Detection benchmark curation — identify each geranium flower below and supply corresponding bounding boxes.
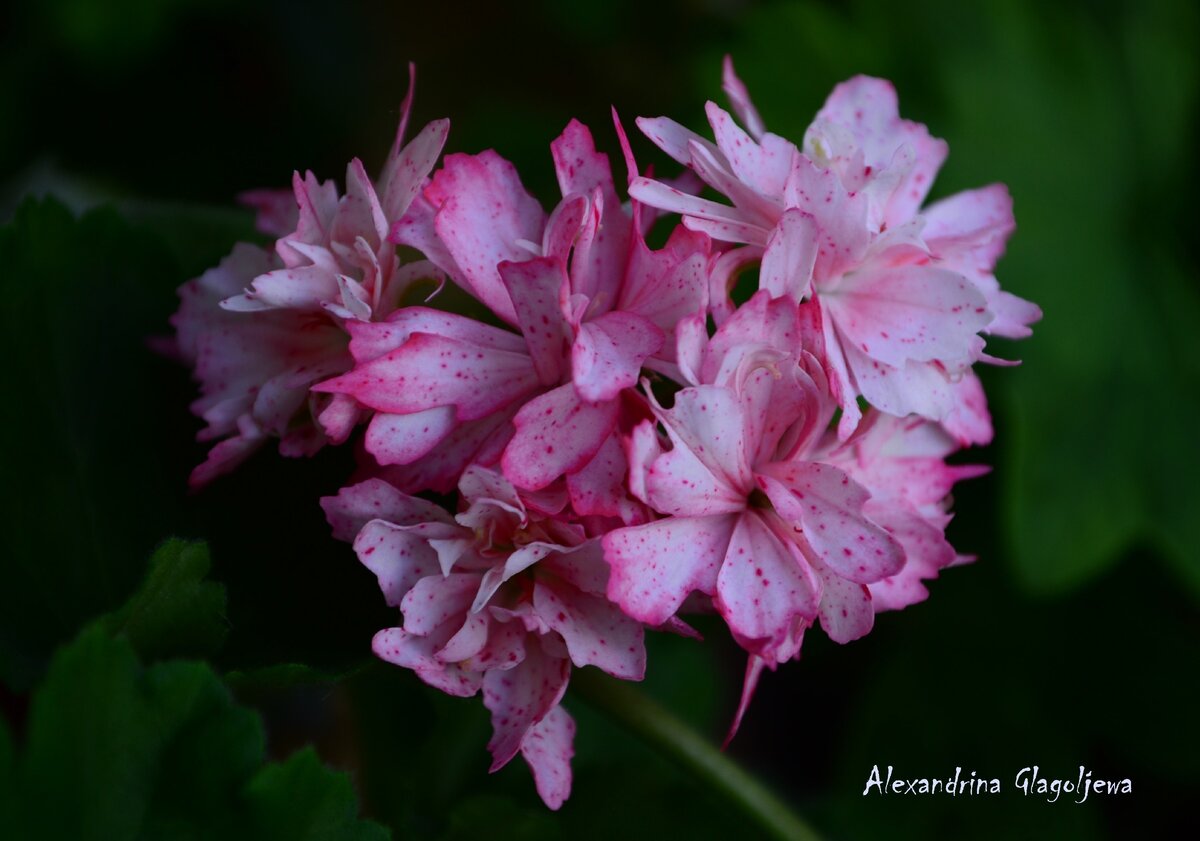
[628,57,1040,442]
[321,465,645,809]
[173,69,448,485]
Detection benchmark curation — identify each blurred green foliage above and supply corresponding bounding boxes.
[1,0,1198,839]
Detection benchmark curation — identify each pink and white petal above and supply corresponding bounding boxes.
[863,503,956,612]
[520,704,575,810]
[541,539,609,597]
[758,462,904,583]
[372,627,482,697]
[332,158,389,252]
[841,341,958,426]
[316,393,364,445]
[602,514,737,625]
[651,386,752,507]
[635,116,718,168]
[354,519,451,607]
[760,209,818,303]
[463,614,527,672]
[566,433,638,522]
[388,194,461,280]
[428,151,547,325]
[233,265,340,311]
[725,654,766,748]
[534,578,646,679]
[551,122,630,306]
[400,573,479,636]
[320,478,451,542]
[705,101,794,198]
[939,370,994,446]
[714,511,820,653]
[822,264,991,367]
[316,333,539,421]
[619,230,710,334]
[379,409,515,495]
[437,610,491,662]
[472,542,562,613]
[686,136,781,226]
[984,287,1041,340]
[363,406,458,466]
[783,157,871,277]
[721,55,766,139]
[483,638,571,771]
[572,311,663,403]
[348,306,527,362]
[628,177,752,228]
[681,215,772,247]
[502,384,619,491]
[380,118,450,223]
[814,76,947,223]
[624,419,664,506]
[922,184,1014,256]
[499,257,570,386]
[815,568,874,644]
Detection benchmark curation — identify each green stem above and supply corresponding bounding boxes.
[571,669,823,841]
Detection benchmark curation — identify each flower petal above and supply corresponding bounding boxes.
[520,705,575,810]
[714,511,820,653]
[427,151,547,324]
[572,311,663,403]
[759,462,904,583]
[483,636,571,771]
[502,383,619,490]
[603,514,737,624]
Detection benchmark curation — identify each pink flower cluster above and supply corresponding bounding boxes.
[174,60,1038,808]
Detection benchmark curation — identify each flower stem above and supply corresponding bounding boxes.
[571,670,823,841]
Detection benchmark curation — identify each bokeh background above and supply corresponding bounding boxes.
[1,0,1197,838]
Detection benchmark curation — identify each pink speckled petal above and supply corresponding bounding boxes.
[721,56,766,140]
[483,637,571,771]
[320,478,451,542]
[603,514,737,624]
[551,121,630,304]
[347,306,527,363]
[823,264,991,368]
[354,519,451,606]
[567,433,643,523]
[363,406,457,466]
[813,563,875,643]
[759,208,818,303]
[502,383,619,491]
[714,511,820,653]
[520,704,575,810]
[427,151,547,325]
[401,573,479,636]
[332,158,388,254]
[534,577,646,679]
[647,386,751,515]
[499,257,570,386]
[759,462,904,583]
[372,627,482,697]
[572,311,663,403]
[316,332,538,421]
[705,101,794,199]
[380,118,450,223]
[635,116,717,168]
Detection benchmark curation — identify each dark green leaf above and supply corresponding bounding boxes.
[102,538,228,661]
[0,198,195,689]
[6,627,386,840]
[245,748,389,841]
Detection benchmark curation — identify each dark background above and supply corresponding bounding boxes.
[1,0,1197,838]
